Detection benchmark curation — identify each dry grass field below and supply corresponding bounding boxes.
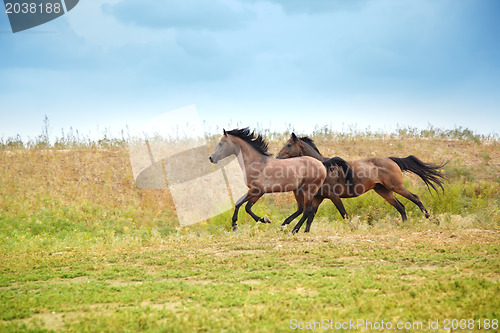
[0,127,498,332]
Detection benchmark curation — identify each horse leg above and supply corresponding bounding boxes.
[292,204,313,234]
[232,192,254,231]
[393,186,430,218]
[281,190,304,230]
[293,170,327,234]
[329,195,348,219]
[373,184,407,221]
[292,190,316,234]
[245,194,269,223]
[304,196,322,232]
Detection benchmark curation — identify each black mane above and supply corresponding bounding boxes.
[299,136,322,155]
[226,128,271,156]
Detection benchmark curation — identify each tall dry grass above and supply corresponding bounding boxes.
[0,125,498,253]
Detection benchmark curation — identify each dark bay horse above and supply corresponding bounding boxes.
[209,128,328,233]
[276,133,446,224]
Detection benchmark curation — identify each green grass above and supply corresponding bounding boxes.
[1,224,499,332]
[0,127,498,332]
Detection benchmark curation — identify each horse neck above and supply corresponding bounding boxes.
[301,142,328,162]
[231,137,268,170]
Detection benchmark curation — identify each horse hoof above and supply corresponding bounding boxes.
[232,225,238,232]
[425,213,430,218]
[263,217,271,224]
[292,229,298,235]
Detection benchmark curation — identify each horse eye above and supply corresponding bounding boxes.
[287,143,292,148]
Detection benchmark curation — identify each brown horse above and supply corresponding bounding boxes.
[276,133,446,225]
[209,128,328,233]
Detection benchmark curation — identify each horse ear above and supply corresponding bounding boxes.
[223,129,227,136]
[291,132,297,142]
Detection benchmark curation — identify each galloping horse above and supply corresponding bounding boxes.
[209,128,329,233]
[276,133,446,224]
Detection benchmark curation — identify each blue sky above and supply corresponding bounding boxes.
[1,0,499,140]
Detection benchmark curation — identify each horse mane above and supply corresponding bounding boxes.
[299,136,322,155]
[226,128,271,156]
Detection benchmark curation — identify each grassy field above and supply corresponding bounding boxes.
[0,127,499,332]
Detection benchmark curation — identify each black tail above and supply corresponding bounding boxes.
[389,155,447,193]
[323,157,354,188]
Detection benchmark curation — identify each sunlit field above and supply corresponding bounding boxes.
[0,127,498,332]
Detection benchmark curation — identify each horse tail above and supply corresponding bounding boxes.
[323,157,354,188]
[389,155,447,193]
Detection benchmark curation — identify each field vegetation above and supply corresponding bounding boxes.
[0,125,498,332]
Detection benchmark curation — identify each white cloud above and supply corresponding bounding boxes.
[243,0,368,14]
[106,0,254,30]
[66,0,176,49]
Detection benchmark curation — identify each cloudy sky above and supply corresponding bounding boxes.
[1,0,499,140]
